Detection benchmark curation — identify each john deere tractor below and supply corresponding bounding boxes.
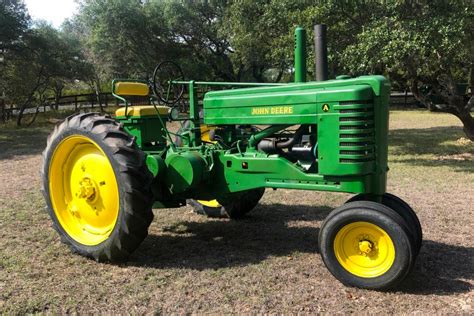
[41,26,422,290]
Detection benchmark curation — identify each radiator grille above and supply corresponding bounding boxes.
[336,101,375,164]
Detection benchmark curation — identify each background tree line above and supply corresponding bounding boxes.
[0,0,473,139]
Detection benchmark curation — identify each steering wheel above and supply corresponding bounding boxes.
[152,61,185,105]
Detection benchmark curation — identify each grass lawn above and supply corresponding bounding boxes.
[0,110,472,313]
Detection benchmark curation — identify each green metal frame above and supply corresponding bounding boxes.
[172,80,285,147]
[199,75,390,198]
[112,27,391,206]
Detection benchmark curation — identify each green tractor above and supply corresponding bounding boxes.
[41,26,421,290]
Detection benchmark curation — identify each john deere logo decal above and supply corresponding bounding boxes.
[322,104,330,112]
[251,106,294,115]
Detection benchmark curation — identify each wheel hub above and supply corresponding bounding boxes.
[358,240,374,255]
[76,177,98,202]
[333,221,396,278]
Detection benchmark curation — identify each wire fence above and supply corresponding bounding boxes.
[0,90,421,122]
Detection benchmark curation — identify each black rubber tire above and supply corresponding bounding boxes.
[347,193,422,255]
[41,112,154,262]
[319,201,415,290]
[188,188,265,219]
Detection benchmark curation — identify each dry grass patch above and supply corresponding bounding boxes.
[0,110,472,313]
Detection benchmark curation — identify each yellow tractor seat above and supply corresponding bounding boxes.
[114,82,149,96]
[112,80,170,117]
[115,105,170,117]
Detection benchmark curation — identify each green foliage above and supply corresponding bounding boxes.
[0,3,93,123]
[3,23,88,98]
[338,1,473,88]
[1,0,473,133]
[3,0,473,89]
[75,0,180,79]
[221,0,297,82]
[327,1,473,139]
[161,0,233,80]
[0,0,29,50]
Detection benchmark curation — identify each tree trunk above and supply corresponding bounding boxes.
[410,77,474,140]
[410,79,436,110]
[16,105,26,126]
[454,108,474,140]
[24,103,41,127]
[17,68,47,126]
[94,79,104,113]
[0,97,5,123]
[16,93,35,126]
[88,77,104,113]
[53,86,63,111]
[469,66,474,99]
[274,64,285,83]
[16,84,46,126]
[7,103,13,121]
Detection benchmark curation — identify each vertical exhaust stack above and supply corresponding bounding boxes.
[294,27,307,83]
[314,24,328,81]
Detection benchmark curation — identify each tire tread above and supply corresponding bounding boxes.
[42,112,154,262]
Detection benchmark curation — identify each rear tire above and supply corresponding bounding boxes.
[319,201,415,290]
[41,113,154,262]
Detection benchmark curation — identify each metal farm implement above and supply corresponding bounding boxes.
[42,26,421,290]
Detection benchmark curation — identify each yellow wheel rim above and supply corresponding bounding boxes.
[49,135,119,246]
[334,221,395,278]
[200,125,215,143]
[197,199,221,208]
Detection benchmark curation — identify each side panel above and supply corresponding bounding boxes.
[204,90,318,125]
[116,116,167,153]
[317,99,376,176]
[203,84,373,125]
[371,80,391,194]
[213,153,372,195]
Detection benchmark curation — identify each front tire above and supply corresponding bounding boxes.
[41,113,154,262]
[319,201,415,290]
[347,193,422,254]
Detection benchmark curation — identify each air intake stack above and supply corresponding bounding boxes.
[294,27,307,83]
[314,24,328,81]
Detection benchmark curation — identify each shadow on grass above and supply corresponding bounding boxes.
[393,157,473,173]
[400,240,473,295]
[0,125,51,160]
[389,126,468,155]
[389,126,473,172]
[129,204,331,270]
[129,203,472,295]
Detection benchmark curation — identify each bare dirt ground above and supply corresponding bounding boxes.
[0,110,473,313]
